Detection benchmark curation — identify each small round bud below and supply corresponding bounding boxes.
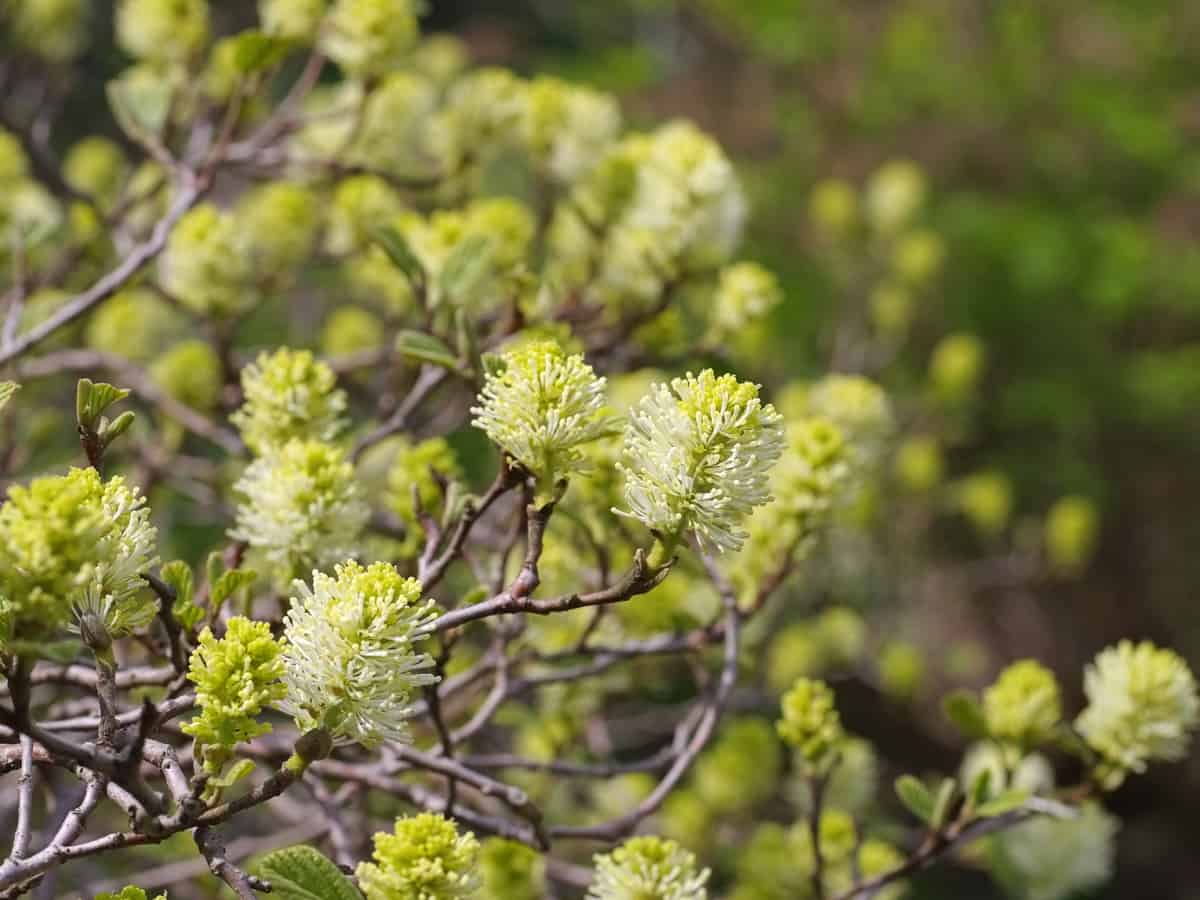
[1044,495,1099,575]
[893,435,944,492]
[955,471,1013,538]
[777,677,844,770]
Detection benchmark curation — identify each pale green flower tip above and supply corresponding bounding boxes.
[116,0,210,64]
[618,369,784,553]
[777,677,845,769]
[472,340,613,488]
[588,836,709,900]
[281,561,438,747]
[232,347,348,455]
[983,660,1063,746]
[182,617,287,755]
[1076,640,1199,781]
[357,813,480,900]
[0,468,158,639]
[323,0,421,78]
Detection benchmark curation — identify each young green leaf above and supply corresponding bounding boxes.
[976,788,1030,819]
[373,225,425,288]
[253,845,362,900]
[895,774,935,824]
[930,777,958,829]
[394,330,460,371]
[943,689,989,739]
[438,233,493,308]
[212,569,258,610]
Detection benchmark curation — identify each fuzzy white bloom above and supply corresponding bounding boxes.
[90,474,160,616]
[990,802,1118,900]
[1076,640,1199,781]
[230,439,368,584]
[280,561,438,747]
[617,370,784,552]
[472,341,615,489]
[588,836,709,900]
[524,76,622,184]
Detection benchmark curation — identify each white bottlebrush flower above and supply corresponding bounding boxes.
[472,340,615,491]
[617,370,784,553]
[1075,640,1199,782]
[989,802,1118,900]
[280,561,439,747]
[588,836,709,900]
[230,439,369,584]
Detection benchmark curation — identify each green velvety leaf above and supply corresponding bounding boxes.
[943,689,989,739]
[373,225,425,287]
[231,30,290,74]
[976,788,1030,819]
[438,233,493,308]
[212,569,258,609]
[209,757,255,788]
[253,845,362,900]
[895,774,935,824]
[76,379,131,432]
[394,330,460,371]
[931,776,958,828]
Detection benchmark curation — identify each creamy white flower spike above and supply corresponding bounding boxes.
[280,561,439,748]
[472,340,615,493]
[587,836,709,900]
[617,369,784,553]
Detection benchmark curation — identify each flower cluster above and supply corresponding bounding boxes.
[618,370,784,553]
[523,76,623,184]
[116,0,209,64]
[708,261,784,339]
[473,341,613,494]
[182,617,287,773]
[232,348,348,455]
[357,813,479,900]
[983,660,1062,746]
[800,374,894,466]
[0,468,158,640]
[730,416,849,600]
[151,340,224,411]
[989,802,1118,900]
[587,836,709,900]
[477,838,545,900]
[259,0,326,41]
[160,204,256,318]
[1076,640,1199,785]
[231,439,368,583]
[280,561,438,747]
[323,0,421,79]
[777,677,845,772]
[236,182,320,283]
[8,0,90,62]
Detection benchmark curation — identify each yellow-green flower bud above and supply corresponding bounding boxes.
[63,137,128,209]
[878,640,926,700]
[85,288,183,364]
[930,332,986,400]
[150,340,224,411]
[236,181,320,281]
[320,306,384,357]
[865,160,926,234]
[778,677,844,770]
[892,229,945,284]
[358,813,479,900]
[869,282,915,336]
[323,0,420,78]
[709,261,784,338]
[231,348,347,455]
[1044,495,1099,575]
[955,471,1013,538]
[9,0,89,62]
[478,838,545,900]
[893,435,944,492]
[983,660,1062,746]
[116,0,210,64]
[160,203,257,317]
[809,177,858,236]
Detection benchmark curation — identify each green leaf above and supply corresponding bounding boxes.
[231,30,290,74]
[100,410,137,449]
[437,233,493,308]
[943,689,989,739]
[930,777,958,829]
[976,788,1030,819]
[212,569,258,609]
[372,225,425,287]
[76,379,130,432]
[209,758,256,789]
[894,774,935,824]
[454,308,483,380]
[107,76,171,139]
[253,845,362,900]
[160,561,202,630]
[967,767,993,810]
[0,382,18,413]
[394,330,460,371]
